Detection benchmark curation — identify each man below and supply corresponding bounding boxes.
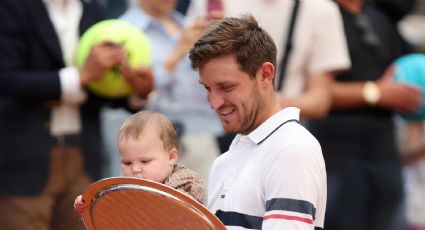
[0,0,153,229]
[189,15,326,229]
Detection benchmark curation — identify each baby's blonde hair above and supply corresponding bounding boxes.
[117,111,178,151]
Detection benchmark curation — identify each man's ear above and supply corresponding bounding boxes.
[168,147,178,165]
[258,62,275,84]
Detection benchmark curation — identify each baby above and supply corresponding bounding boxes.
[74,111,205,213]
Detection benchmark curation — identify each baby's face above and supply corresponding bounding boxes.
[118,133,176,183]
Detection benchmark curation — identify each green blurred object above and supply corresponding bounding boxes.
[76,19,152,99]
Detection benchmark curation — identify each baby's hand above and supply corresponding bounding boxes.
[74,195,87,214]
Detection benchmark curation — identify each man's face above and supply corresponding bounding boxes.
[199,55,263,135]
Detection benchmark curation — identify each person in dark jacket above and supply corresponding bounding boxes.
[0,0,153,229]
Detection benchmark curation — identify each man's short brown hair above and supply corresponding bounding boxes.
[189,14,277,78]
[117,111,178,151]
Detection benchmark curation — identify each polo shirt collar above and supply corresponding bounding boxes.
[248,107,300,145]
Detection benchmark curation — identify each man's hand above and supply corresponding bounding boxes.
[376,65,422,113]
[119,60,154,99]
[79,40,126,86]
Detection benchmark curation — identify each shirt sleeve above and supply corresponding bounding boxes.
[261,144,326,230]
[59,67,87,104]
[166,165,206,204]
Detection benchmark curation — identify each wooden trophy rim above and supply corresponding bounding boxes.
[81,177,225,230]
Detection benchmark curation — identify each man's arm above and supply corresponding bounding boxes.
[262,144,326,229]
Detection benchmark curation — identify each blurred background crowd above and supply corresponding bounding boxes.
[0,0,425,229]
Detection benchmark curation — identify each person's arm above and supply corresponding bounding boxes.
[331,65,421,113]
[58,41,125,105]
[154,15,222,91]
[165,166,206,204]
[174,173,206,204]
[399,121,425,166]
[163,17,210,73]
[262,144,326,229]
[279,0,350,120]
[403,144,425,166]
[280,72,333,119]
[146,17,208,92]
[0,5,125,103]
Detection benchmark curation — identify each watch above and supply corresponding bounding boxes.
[362,81,381,106]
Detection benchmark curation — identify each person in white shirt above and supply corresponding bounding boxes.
[189,14,327,229]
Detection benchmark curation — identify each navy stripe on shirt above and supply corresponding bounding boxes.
[215,210,263,229]
[265,198,316,220]
[215,204,320,229]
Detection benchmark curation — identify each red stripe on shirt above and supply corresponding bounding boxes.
[263,214,313,224]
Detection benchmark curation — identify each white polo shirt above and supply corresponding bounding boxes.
[208,107,326,229]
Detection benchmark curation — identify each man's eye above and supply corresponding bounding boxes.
[221,85,234,92]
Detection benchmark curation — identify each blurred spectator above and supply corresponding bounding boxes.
[101,0,223,181]
[395,52,425,230]
[398,120,425,230]
[308,0,422,229]
[98,0,129,18]
[367,0,416,23]
[398,0,425,51]
[176,0,191,15]
[367,0,417,55]
[0,0,152,229]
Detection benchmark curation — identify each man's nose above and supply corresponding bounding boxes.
[209,94,224,111]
